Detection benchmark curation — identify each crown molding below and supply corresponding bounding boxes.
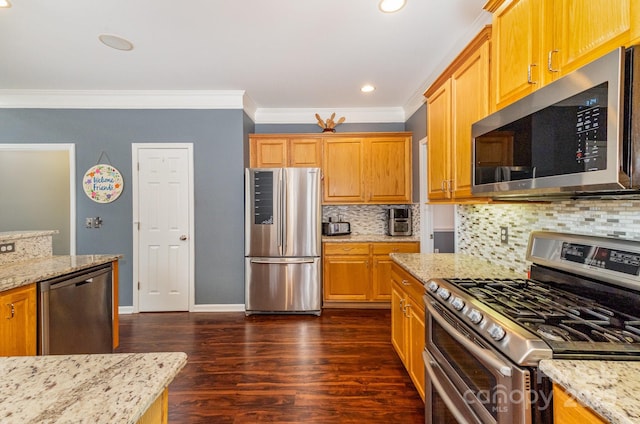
[253,107,406,124]
[0,89,247,109]
[402,10,492,119]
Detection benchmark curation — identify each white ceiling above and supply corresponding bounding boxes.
[0,0,491,122]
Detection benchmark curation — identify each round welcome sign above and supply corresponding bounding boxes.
[83,164,124,203]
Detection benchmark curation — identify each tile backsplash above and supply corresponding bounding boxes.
[457,199,640,275]
[323,204,420,236]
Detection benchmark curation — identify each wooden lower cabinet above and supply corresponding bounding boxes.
[552,383,608,424]
[137,388,169,424]
[323,242,419,307]
[390,263,426,401]
[0,283,37,356]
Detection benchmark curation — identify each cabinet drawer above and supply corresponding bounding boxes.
[372,242,419,255]
[323,243,370,256]
[391,264,425,304]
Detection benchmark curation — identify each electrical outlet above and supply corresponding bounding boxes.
[0,242,15,254]
[500,226,509,244]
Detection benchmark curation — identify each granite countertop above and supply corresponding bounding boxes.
[0,255,122,293]
[0,230,58,241]
[322,234,419,243]
[0,352,187,424]
[390,252,523,284]
[540,360,640,424]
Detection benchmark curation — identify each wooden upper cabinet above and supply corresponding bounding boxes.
[489,0,542,110]
[249,136,322,168]
[367,136,412,203]
[487,0,633,110]
[250,137,288,167]
[425,26,491,202]
[451,37,490,199]
[426,80,452,200]
[323,137,366,203]
[553,0,631,76]
[289,138,322,167]
[250,132,412,204]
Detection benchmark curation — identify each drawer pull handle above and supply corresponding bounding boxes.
[402,279,410,286]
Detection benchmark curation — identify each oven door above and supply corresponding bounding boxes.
[424,296,531,424]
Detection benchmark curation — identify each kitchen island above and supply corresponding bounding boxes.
[0,352,187,424]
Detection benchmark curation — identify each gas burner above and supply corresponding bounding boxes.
[536,325,572,342]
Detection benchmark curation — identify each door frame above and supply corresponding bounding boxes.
[0,143,76,254]
[131,143,195,313]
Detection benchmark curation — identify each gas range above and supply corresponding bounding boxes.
[426,232,640,365]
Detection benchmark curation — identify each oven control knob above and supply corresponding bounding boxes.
[467,309,483,324]
[436,287,450,300]
[487,323,506,341]
[427,281,439,293]
[451,297,465,311]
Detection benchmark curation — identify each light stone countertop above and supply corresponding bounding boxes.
[0,352,187,424]
[322,234,419,243]
[0,230,58,241]
[390,252,523,284]
[0,255,122,293]
[539,360,640,424]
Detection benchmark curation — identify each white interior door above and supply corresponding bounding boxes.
[133,144,194,312]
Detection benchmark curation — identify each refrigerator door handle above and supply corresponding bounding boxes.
[250,258,316,264]
[280,169,287,255]
[276,169,283,253]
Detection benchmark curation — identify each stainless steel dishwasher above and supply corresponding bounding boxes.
[38,263,113,355]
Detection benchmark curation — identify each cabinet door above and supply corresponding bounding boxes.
[552,383,607,424]
[391,283,408,366]
[0,284,37,356]
[553,0,630,77]
[250,138,287,168]
[408,304,426,401]
[367,137,412,203]
[323,138,366,203]
[492,0,542,109]
[289,138,322,168]
[372,256,393,301]
[323,255,370,301]
[427,80,452,200]
[451,37,490,199]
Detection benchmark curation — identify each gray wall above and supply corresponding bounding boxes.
[0,108,247,307]
[405,103,427,202]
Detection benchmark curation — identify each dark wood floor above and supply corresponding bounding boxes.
[117,309,425,423]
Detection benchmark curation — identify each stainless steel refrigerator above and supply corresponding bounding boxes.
[245,167,322,315]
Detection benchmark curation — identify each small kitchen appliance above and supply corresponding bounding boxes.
[322,221,351,236]
[424,231,640,423]
[245,167,322,315]
[387,208,412,236]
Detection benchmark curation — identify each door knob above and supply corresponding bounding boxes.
[180,235,188,241]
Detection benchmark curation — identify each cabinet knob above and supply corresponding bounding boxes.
[180,235,188,241]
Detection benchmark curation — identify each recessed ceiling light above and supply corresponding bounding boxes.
[379,0,406,13]
[98,34,134,51]
[361,85,376,93]
[0,0,12,8]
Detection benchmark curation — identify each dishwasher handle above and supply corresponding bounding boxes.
[39,265,111,291]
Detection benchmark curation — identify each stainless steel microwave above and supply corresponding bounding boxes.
[471,46,640,199]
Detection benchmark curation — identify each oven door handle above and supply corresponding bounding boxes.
[427,300,513,377]
[423,351,478,424]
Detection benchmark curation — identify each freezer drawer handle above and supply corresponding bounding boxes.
[250,259,315,264]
